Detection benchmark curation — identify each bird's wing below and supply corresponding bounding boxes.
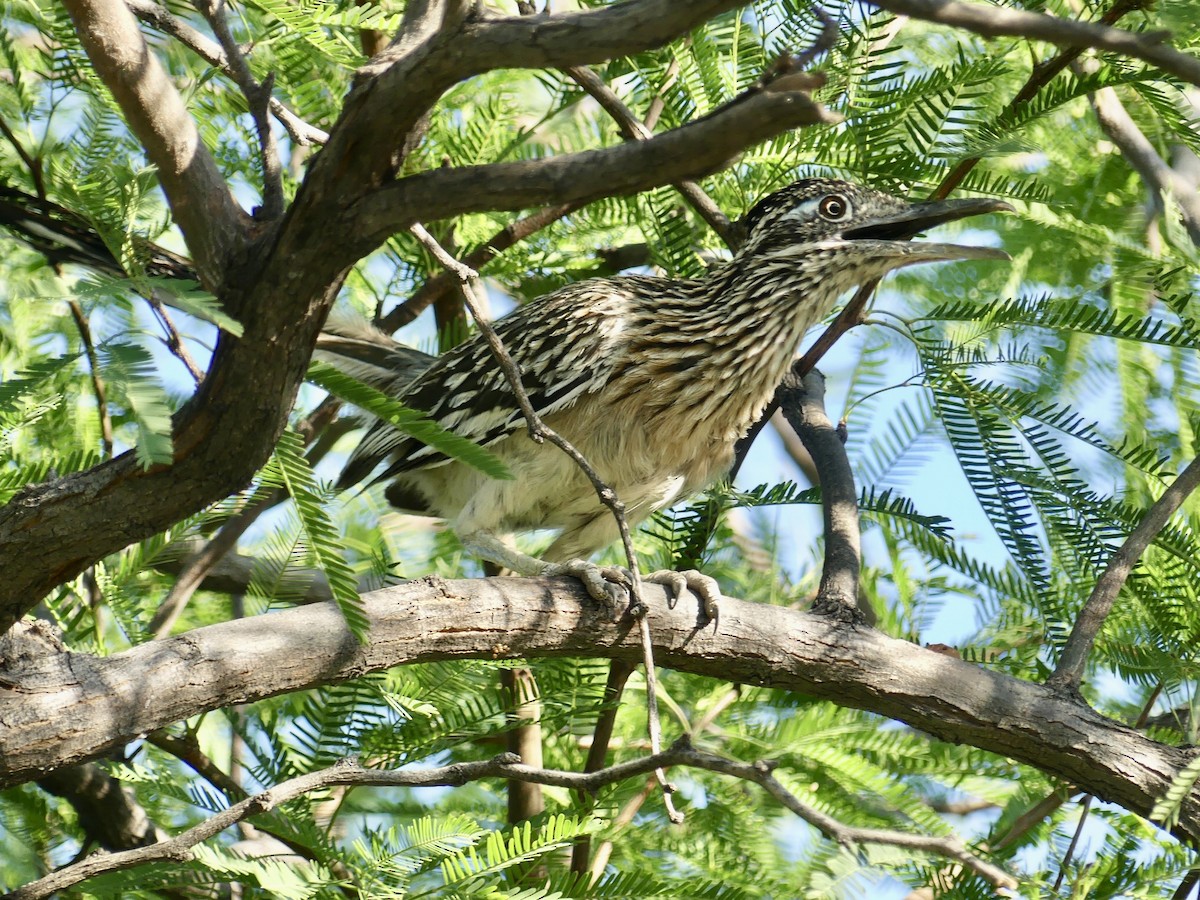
[315,315,438,395]
[341,276,657,486]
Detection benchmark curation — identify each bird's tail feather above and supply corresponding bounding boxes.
[315,314,435,396]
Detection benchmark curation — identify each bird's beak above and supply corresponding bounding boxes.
[843,196,1014,263]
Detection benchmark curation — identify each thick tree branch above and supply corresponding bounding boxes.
[2,580,1198,847]
[1,3,819,631]
[368,1,752,78]
[38,763,164,853]
[354,89,837,251]
[866,0,1200,88]
[61,0,249,289]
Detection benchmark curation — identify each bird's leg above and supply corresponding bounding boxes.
[642,570,722,621]
[458,530,631,613]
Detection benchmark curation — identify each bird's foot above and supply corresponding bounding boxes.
[544,558,631,618]
[645,569,721,622]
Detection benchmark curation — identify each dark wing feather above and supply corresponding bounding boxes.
[341,276,659,486]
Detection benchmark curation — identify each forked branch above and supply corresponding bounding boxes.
[61,0,248,288]
[8,740,1015,899]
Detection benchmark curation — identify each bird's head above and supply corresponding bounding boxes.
[738,177,1012,276]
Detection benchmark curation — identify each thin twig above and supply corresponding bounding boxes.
[146,294,205,385]
[407,223,646,605]
[798,5,840,69]
[582,683,740,876]
[1049,455,1200,691]
[67,300,114,458]
[933,0,1151,200]
[589,776,656,881]
[407,222,681,818]
[1053,794,1093,891]
[642,56,681,132]
[637,615,681,822]
[10,742,1017,899]
[0,114,45,196]
[145,730,358,893]
[124,0,328,145]
[382,203,579,330]
[195,0,285,218]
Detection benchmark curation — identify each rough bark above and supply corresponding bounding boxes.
[0,579,1196,843]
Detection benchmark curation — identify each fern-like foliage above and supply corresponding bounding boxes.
[5,0,1200,897]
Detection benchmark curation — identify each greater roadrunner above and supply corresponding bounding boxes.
[319,178,1011,608]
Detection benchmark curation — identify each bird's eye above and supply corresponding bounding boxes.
[818,195,851,221]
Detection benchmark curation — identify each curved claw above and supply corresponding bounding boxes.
[645,569,721,622]
[546,559,630,618]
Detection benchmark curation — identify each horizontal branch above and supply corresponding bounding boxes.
[1,578,1196,844]
[365,0,751,78]
[9,738,1015,899]
[867,0,1200,88]
[353,87,837,249]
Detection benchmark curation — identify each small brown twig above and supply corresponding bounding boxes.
[516,0,735,245]
[67,300,114,458]
[564,63,733,244]
[195,0,284,218]
[124,0,327,145]
[145,729,358,893]
[10,742,1017,899]
[1053,793,1094,892]
[146,293,205,385]
[382,203,579,330]
[1048,455,1200,692]
[408,221,679,821]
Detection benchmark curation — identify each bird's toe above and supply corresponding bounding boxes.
[548,559,630,619]
[645,569,721,622]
